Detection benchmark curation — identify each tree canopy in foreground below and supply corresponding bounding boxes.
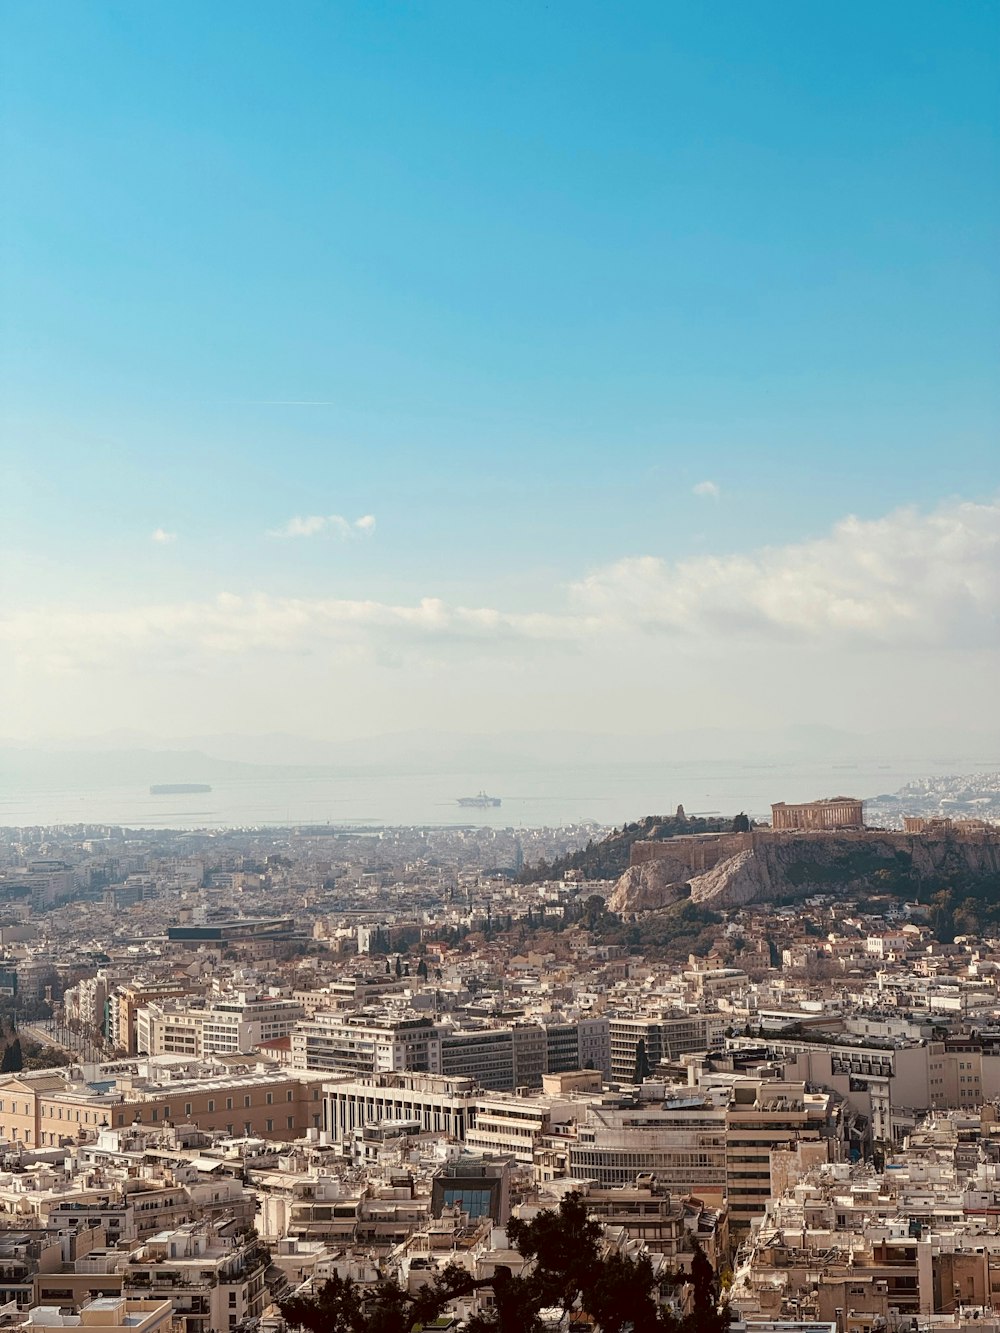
[280,1191,731,1333]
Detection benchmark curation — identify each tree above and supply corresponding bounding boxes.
[688,1241,730,1333]
[394,956,402,978]
[583,894,606,930]
[633,1037,652,1083]
[416,959,428,981]
[507,1191,602,1316]
[731,812,751,833]
[1,1038,23,1073]
[278,1192,729,1333]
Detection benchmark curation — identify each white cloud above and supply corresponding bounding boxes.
[572,497,1000,648]
[267,513,376,539]
[692,480,720,499]
[150,528,176,544]
[0,594,585,678]
[3,498,997,681]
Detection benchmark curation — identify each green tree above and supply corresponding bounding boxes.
[507,1190,602,1316]
[1,1038,23,1073]
[278,1192,729,1333]
[583,894,606,929]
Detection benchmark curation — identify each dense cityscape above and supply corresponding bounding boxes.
[0,785,996,1331]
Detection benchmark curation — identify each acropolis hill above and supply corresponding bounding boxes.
[609,798,1000,913]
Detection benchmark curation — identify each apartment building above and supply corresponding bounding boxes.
[292,975,406,1014]
[291,1014,441,1077]
[609,1013,726,1082]
[725,1080,839,1231]
[136,993,304,1058]
[755,1034,996,1144]
[544,1017,611,1078]
[23,1297,173,1333]
[297,1013,603,1093]
[123,1224,268,1333]
[438,1024,547,1091]
[465,1092,575,1164]
[733,1149,1000,1324]
[108,981,205,1055]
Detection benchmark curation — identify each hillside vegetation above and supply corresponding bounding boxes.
[518,809,736,883]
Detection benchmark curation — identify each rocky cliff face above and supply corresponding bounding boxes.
[609,831,1000,913]
[608,861,691,913]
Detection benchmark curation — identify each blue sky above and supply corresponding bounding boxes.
[2,1,998,742]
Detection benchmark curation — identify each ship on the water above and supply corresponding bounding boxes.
[149,783,212,795]
[457,791,501,808]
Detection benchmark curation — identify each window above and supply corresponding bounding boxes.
[266,1119,273,1132]
[287,1090,294,1102]
[208,1100,215,1112]
[287,1116,295,1129]
[266,1093,273,1105]
[244,1095,251,1108]
[185,1103,192,1116]
[226,1098,233,1111]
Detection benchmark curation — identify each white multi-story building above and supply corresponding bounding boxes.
[291,1014,442,1077]
[136,992,304,1058]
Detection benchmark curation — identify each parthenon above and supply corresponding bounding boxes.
[770,797,864,831]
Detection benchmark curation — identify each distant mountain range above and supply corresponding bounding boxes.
[3,723,999,780]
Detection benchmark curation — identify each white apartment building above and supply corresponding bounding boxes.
[136,992,304,1058]
[292,1014,442,1077]
[297,1013,605,1092]
[465,1092,576,1165]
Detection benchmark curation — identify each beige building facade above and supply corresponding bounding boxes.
[0,1068,327,1148]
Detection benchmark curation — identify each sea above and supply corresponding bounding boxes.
[0,754,990,831]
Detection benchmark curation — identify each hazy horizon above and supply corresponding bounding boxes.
[2,721,998,831]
